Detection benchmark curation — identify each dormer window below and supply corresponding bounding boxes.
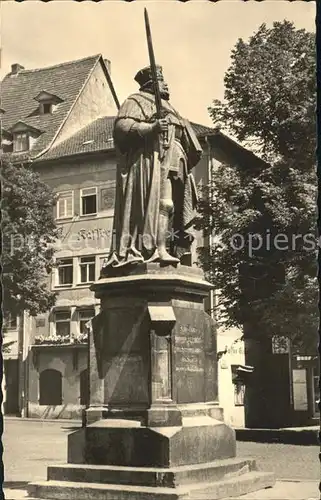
[10,121,42,153]
[14,132,29,152]
[41,102,53,115]
[34,91,63,116]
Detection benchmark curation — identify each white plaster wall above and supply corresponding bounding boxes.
[217,327,245,428]
[54,61,118,147]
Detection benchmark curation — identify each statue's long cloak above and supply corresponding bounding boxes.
[106,91,202,267]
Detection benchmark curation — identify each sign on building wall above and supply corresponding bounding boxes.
[100,186,115,211]
[272,336,290,354]
[57,217,113,252]
[36,318,46,328]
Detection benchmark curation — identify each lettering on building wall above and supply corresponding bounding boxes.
[227,346,245,356]
[77,228,111,240]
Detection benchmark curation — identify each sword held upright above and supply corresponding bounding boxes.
[144,8,169,148]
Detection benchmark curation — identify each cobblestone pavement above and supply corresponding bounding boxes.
[2,418,320,500]
[235,441,320,481]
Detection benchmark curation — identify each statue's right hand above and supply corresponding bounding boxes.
[153,118,169,134]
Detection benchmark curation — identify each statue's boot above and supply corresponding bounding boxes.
[145,248,160,263]
[157,213,180,264]
[145,214,179,265]
[113,247,144,268]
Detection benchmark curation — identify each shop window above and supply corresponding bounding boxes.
[80,187,97,216]
[39,369,62,405]
[231,364,252,407]
[292,369,308,411]
[54,310,71,337]
[57,258,73,286]
[80,369,89,406]
[78,309,95,334]
[57,191,73,219]
[79,256,96,283]
[234,383,245,406]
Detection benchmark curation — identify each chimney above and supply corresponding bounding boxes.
[103,59,111,74]
[11,63,25,75]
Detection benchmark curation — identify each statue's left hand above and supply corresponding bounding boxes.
[153,118,169,134]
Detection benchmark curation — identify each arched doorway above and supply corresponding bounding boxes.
[39,369,62,405]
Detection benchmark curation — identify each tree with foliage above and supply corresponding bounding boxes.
[196,21,317,353]
[1,158,59,317]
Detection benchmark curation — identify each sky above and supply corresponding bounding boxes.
[0,0,316,126]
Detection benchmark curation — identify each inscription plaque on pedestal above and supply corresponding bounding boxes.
[173,307,217,404]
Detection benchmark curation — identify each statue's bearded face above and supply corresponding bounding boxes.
[158,79,169,100]
[140,77,170,100]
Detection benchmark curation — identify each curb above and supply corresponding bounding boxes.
[235,428,320,445]
[4,416,82,424]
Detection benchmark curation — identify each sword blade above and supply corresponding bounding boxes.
[144,8,162,118]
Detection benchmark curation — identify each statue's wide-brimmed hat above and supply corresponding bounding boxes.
[134,65,164,87]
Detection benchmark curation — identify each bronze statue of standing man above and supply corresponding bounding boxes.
[102,10,203,273]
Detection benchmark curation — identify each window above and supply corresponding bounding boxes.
[3,312,18,329]
[57,191,73,219]
[234,383,245,406]
[57,258,73,286]
[39,369,62,405]
[78,309,95,334]
[54,310,71,337]
[81,187,97,216]
[14,132,29,152]
[79,256,96,283]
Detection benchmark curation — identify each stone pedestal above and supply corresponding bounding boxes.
[28,264,275,500]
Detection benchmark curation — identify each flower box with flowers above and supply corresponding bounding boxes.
[34,332,88,346]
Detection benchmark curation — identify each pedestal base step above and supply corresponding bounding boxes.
[47,458,257,487]
[28,471,275,500]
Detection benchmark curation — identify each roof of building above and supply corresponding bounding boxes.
[1,53,267,169]
[38,117,219,161]
[38,116,267,170]
[192,122,269,170]
[39,116,216,161]
[1,54,103,157]
[39,116,116,161]
[190,122,218,137]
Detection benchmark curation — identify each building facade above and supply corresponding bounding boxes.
[216,332,319,429]
[1,55,118,418]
